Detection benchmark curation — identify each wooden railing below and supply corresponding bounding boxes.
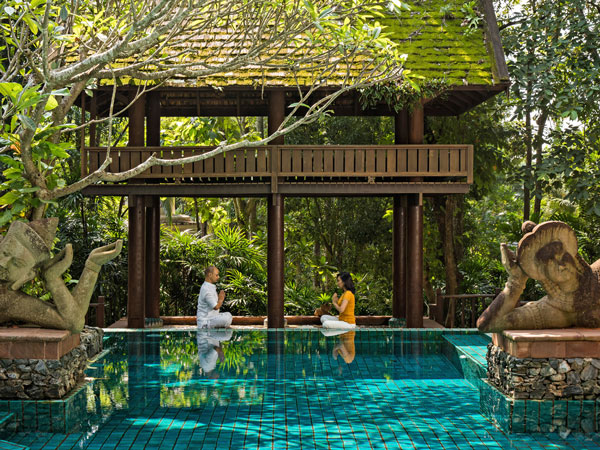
[430,289,499,328]
[83,145,473,183]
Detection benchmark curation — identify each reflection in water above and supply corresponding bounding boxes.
[86,330,462,416]
[197,328,233,373]
[333,331,356,364]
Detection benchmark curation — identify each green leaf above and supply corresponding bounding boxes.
[17,114,36,131]
[17,187,40,194]
[60,5,68,21]
[0,191,21,206]
[0,82,23,101]
[51,88,70,96]
[45,95,58,111]
[23,15,39,35]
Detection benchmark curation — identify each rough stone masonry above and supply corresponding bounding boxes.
[0,326,103,400]
[487,344,600,400]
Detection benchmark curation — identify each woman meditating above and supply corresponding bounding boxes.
[321,272,356,329]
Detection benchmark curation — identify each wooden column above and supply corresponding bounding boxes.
[392,196,407,319]
[406,194,423,328]
[128,90,145,146]
[128,195,146,328]
[407,104,425,328]
[393,111,409,319]
[408,103,424,145]
[144,92,161,325]
[145,196,161,321]
[267,90,285,328]
[146,92,161,147]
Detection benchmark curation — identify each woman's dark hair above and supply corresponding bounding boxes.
[337,272,355,294]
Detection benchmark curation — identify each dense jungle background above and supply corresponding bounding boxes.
[2,0,600,327]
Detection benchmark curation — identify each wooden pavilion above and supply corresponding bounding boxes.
[80,0,509,329]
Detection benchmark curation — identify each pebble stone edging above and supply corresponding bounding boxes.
[487,343,600,400]
[0,327,103,400]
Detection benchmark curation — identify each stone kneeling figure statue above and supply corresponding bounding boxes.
[0,218,122,333]
[477,221,600,332]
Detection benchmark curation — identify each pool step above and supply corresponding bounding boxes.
[0,412,17,435]
[0,439,29,450]
[442,333,490,386]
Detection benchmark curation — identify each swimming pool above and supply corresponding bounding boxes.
[5,329,600,449]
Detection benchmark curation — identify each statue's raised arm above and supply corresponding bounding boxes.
[477,221,600,332]
[0,218,122,332]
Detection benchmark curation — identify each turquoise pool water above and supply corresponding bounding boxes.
[5,329,600,449]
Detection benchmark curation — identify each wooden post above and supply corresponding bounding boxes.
[128,195,146,328]
[144,92,161,326]
[145,196,161,322]
[392,196,407,319]
[146,91,161,147]
[80,94,87,178]
[406,104,424,328]
[408,103,424,145]
[393,111,409,320]
[267,90,285,328]
[90,93,98,147]
[128,90,145,146]
[406,193,423,328]
[267,196,285,328]
[394,110,409,145]
[96,296,105,328]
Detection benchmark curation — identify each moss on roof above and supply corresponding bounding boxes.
[103,0,497,88]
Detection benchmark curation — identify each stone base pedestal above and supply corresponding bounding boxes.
[482,329,600,433]
[0,327,103,400]
[489,329,600,400]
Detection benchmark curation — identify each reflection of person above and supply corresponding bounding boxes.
[333,331,356,364]
[197,328,233,373]
[196,266,232,328]
[477,221,600,332]
[320,272,356,329]
[0,218,122,332]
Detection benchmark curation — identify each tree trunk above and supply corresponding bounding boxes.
[434,196,461,327]
[533,111,549,218]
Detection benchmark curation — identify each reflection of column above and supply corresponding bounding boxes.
[266,330,284,379]
[127,332,146,411]
[144,332,162,407]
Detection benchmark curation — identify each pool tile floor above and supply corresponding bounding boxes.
[5,330,600,449]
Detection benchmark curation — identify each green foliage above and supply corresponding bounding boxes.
[0,82,75,225]
[358,79,448,113]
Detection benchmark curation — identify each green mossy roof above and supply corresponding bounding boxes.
[107,0,497,88]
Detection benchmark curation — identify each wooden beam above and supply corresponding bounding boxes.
[480,0,510,83]
[128,195,146,328]
[82,182,471,197]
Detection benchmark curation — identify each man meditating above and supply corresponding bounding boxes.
[197,266,232,328]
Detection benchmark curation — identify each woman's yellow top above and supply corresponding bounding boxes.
[338,290,356,324]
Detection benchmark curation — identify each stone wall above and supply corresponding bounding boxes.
[487,344,600,400]
[0,327,103,400]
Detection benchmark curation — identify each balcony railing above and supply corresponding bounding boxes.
[82,145,473,184]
